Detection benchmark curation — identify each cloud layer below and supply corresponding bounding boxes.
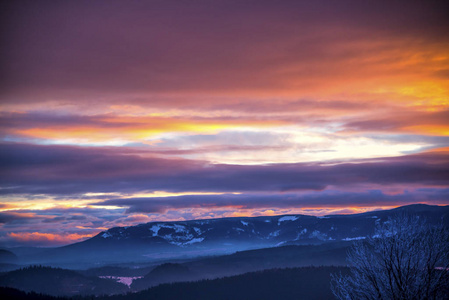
[1,143,448,196]
[1,0,448,246]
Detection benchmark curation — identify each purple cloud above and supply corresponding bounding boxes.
[2,1,448,104]
[95,189,449,214]
[1,143,448,196]
[343,110,449,133]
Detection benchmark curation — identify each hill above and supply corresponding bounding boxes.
[0,266,349,300]
[0,249,18,263]
[102,266,349,300]
[21,204,449,266]
[0,266,128,296]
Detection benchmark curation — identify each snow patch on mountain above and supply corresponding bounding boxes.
[168,224,187,233]
[294,228,308,241]
[278,216,298,225]
[101,232,112,238]
[150,224,162,236]
[343,236,366,241]
[147,223,203,245]
[309,230,328,240]
[241,220,249,226]
[269,230,280,237]
[150,224,188,237]
[184,237,204,245]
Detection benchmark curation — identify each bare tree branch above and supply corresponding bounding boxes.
[331,214,449,300]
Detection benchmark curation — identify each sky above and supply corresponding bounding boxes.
[1,0,449,247]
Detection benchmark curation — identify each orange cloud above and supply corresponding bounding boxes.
[402,125,449,136]
[342,108,449,136]
[6,114,287,144]
[8,232,94,246]
[0,203,18,210]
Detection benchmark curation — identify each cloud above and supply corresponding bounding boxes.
[0,207,125,247]
[95,189,449,214]
[1,0,448,107]
[6,232,93,247]
[41,216,67,223]
[0,112,287,144]
[0,212,37,224]
[1,143,448,196]
[343,109,449,135]
[2,0,448,248]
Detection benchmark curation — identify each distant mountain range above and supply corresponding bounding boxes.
[0,249,17,263]
[17,204,449,266]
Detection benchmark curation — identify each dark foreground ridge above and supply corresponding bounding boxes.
[0,266,350,300]
[1,243,351,294]
[0,266,128,296]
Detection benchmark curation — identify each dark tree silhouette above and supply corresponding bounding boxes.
[331,215,449,300]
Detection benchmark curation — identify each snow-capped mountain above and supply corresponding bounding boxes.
[95,214,357,248]
[92,204,448,249]
[33,204,449,264]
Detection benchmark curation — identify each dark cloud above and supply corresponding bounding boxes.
[42,216,66,223]
[209,99,376,114]
[1,0,448,103]
[95,189,449,213]
[14,207,124,220]
[343,110,449,132]
[1,143,448,196]
[67,215,87,221]
[0,212,36,224]
[0,112,100,129]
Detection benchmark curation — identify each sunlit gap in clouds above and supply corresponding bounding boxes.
[1,123,429,165]
[1,0,448,248]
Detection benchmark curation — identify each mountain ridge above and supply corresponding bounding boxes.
[96,203,449,234]
[17,204,449,266]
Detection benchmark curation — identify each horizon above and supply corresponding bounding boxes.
[5,203,447,249]
[1,0,449,248]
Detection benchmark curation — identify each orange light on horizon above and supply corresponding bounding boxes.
[7,232,95,246]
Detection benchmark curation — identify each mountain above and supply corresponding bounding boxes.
[131,263,193,290]
[0,249,18,263]
[0,266,350,300]
[0,243,350,296]
[0,249,19,272]
[0,287,60,300]
[0,266,128,296]
[182,241,350,278]
[22,204,449,265]
[128,241,350,291]
[100,266,351,300]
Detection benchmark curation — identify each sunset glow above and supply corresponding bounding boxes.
[1,0,448,247]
